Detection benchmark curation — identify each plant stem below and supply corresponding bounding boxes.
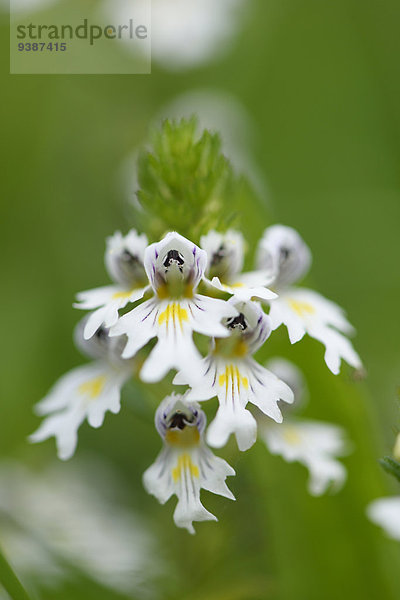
[0,546,32,600]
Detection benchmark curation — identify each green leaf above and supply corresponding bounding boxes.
[379,456,400,484]
[0,546,32,600]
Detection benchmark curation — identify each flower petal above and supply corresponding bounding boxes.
[75,285,122,310]
[256,224,312,288]
[367,497,400,540]
[190,294,238,338]
[76,285,149,340]
[30,362,130,460]
[110,298,159,359]
[209,275,277,302]
[105,229,148,287]
[144,232,207,293]
[144,395,235,533]
[262,419,348,495]
[207,402,258,451]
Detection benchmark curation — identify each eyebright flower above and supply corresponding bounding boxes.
[261,419,348,496]
[367,497,400,540]
[75,230,149,340]
[174,300,294,451]
[110,232,237,383]
[0,461,158,594]
[256,224,362,375]
[260,357,348,495]
[29,319,134,460]
[143,394,235,534]
[201,229,277,302]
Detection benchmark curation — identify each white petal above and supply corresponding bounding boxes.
[142,448,175,505]
[76,286,149,340]
[309,324,362,374]
[140,324,202,383]
[144,446,217,534]
[138,299,204,382]
[200,229,245,279]
[144,232,207,292]
[207,403,257,451]
[34,363,109,415]
[199,448,236,500]
[307,459,347,496]
[268,296,306,343]
[209,275,277,302]
[105,229,148,286]
[29,409,83,461]
[75,285,123,309]
[262,419,348,495]
[110,298,159,359]
[190,294,238,338]
[367,497,400,540]
[248,360,294,422]
[285,288,354,334]
[83,305,119,340]
[256,224,312,287]
[174,357,217,400]
[30,362,129,459]
[173,495,216,535]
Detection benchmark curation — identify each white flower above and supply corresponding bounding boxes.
[261,419,348,496]
[110,231,237,383]
[104,0,245,71]
[0,461,159,595]
[257,224,312,289]
[29,320,133,460]
[201,229,277,302]
[174,301,294,451]
[143,394,235,534]
[367,497,400,540]
[257,224,362,375]
[74,230,149,340]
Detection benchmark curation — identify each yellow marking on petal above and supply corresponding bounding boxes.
[172,453,199,482]
[283,427,302,445]
[288,299,316,316]
[158,303,189,330]
[230,282,244,288]
[165,427,200,448]
[78,376,106,398]
[218,364,248,392]
[112,289,135,300]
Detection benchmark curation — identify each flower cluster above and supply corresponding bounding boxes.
[31,225,361,532]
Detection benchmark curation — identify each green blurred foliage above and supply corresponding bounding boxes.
[1,0,400,599]
[135,118,249,241]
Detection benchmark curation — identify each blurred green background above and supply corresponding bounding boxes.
[1,0,400,599]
